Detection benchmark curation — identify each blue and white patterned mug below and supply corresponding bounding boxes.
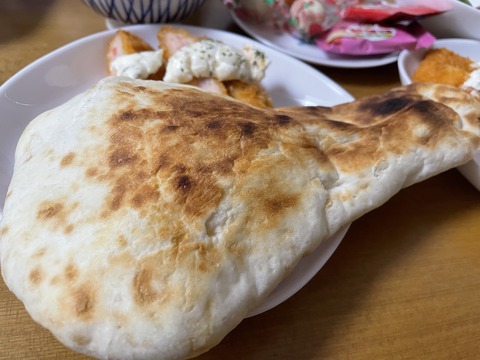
[82,0,206,24]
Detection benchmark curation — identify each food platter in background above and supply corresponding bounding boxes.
[230,0,480,68]
[231,12,399,68]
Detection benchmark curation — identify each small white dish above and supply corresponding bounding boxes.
[0,24,353,316]
[231,12,398,68]
[419,0,480,40]
[397,38,480,191]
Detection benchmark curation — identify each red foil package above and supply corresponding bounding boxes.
[341,0,453,22]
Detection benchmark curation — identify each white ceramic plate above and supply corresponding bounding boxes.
[231,12,398,68]
[397,38,480,191]
[0,24,353,316]
[419,0,480,40]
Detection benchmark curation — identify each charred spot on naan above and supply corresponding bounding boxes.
[362,95,464,151]
[72,284,96,320]
[348,89,465,133]
[36,200,78,234]
[261,192,300,223]
[45,263,99,323]
[131,241,226,309]
[60,152,75,167]
[133,263,163,306]
[274,114,293,125]
[358,93,420,118]
[64,262,80,282]
[72,335,92,347]
[29,266,43,285]
[32,247,47,258]
[0,224,9,235]
[37,201,65,220]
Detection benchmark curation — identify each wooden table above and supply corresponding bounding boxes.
[1,1,480,359]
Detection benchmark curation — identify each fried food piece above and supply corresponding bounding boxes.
[157,25,203,61]
[157,26,225,95]
[413,48,474,87]
[107,30,164,80]
[107,30,153,70]
[157,26,272,106]
[224,80,273,108]
[188,78,228,95]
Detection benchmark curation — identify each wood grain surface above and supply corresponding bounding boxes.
[1,1,480,359]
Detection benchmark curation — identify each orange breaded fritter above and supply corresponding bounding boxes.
[107,30,153,67]
[413,48,475,87]
[107,30,165,80]
[157,25,204,61]
[224,80,273,109]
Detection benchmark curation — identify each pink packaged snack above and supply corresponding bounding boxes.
[316,20,435,55]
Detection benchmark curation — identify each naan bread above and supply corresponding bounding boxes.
[0,77,479,360]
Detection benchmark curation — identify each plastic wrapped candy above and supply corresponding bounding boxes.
[224,0,351,38]
[287,0,346,40]
[316,20,435,55]
[224,0,450,45]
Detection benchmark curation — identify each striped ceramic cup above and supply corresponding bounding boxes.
[82,0,206,24]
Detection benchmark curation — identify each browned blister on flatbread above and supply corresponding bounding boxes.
[0,78,479,360]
